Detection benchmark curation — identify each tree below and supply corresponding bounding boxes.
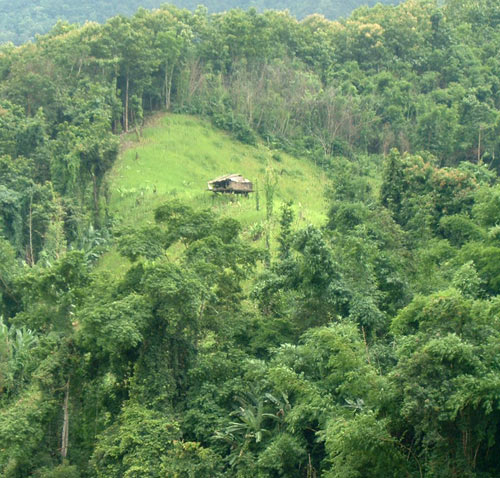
[91,402,180,478]
[390,290,500,476]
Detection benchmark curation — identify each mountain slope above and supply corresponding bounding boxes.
[99,113,329,270]
[110,113,328,223]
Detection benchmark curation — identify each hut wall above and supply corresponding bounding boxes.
[230,181,253,192]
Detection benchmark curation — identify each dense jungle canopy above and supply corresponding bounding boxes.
[2,0,500,477]
[0,0,400,44]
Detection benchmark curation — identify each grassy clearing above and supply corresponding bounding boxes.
[102,113,330,271]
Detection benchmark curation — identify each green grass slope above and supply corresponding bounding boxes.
[100,113,329,270]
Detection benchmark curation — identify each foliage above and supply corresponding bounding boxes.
[0,0,402,45]
[2,1,500,477]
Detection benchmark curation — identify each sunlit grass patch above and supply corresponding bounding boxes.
[100,113,330,271]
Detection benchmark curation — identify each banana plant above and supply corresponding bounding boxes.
[0,320,38,395]
[214,389,289,466]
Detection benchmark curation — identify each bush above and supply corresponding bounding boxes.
[35,463,80,478]
[439,214,484,246]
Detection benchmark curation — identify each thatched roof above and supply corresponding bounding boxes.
[207,173,253,194]
[208,174,251,184]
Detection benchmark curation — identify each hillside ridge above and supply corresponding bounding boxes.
[0,0,401,44]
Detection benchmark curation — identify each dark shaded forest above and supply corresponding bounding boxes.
[2,1,500,477]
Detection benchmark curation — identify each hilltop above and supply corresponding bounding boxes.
[0,0,401,44]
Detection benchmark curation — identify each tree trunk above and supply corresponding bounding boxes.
[92,171,100,226]
[164,63,175,110]
[255,179,260,211]
[478,126,482,164]
[124,74,129,132]
[28,192,34,267]
[167,65,174,110]
[61,380,70,461]
[165,65,170,111]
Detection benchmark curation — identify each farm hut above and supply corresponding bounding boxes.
[207,174,253,195]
